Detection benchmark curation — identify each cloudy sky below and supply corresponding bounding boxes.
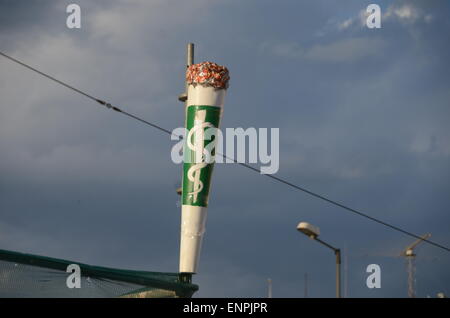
[0,0,449,297]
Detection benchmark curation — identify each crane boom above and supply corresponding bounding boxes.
[403,233,431,255]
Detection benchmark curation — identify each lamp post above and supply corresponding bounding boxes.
[297,222,341,298]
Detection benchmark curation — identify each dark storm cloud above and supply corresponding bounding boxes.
[0,0,54,30]
[0,0,449,297]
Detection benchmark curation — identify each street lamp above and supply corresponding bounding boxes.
[297,222,341,298]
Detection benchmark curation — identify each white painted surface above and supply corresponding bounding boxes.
[179,205,208,273]
[187,85,225,108]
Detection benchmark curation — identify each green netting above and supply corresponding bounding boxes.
[0,248,198,298]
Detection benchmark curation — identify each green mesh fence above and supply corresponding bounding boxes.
[0,248,198,298]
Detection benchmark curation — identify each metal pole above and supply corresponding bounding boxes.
[313,237,341,298]
[335,249,341,298]
[344,245,348,298]
[315,237,337,251]
[178,43,194,103]
[178,43,194,284]
[187,43,194,67]
[267,278,272,298]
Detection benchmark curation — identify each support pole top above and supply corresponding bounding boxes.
[178,43,195,103]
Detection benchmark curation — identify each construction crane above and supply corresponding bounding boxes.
[402,233,431,298]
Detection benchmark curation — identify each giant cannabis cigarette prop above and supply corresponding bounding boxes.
[179,62,230,273]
